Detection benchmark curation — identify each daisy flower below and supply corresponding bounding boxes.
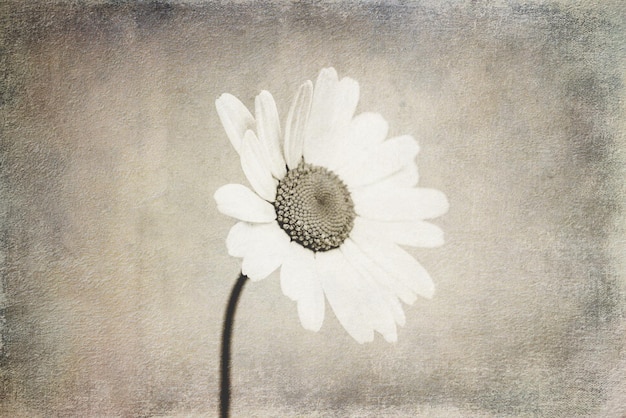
[214,68,448,343]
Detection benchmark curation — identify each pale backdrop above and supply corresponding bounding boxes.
[1,1,624,416]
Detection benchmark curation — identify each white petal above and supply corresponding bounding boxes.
[280,242,324,331]
[333,76,360,130]
[302,69,361,168]
[242,253,283,282]
[240,130,278,202]
[341,238,416,306]
[351,220,436,299]
[297,287,325,332]
[215,93,255,154]
[353,186,449,221]
[214,184,276,223]
[341,241,406,330]
[309,76,361,168]
[242,224,290,281]
[284,81,313,169]
[337,135,420,189]
[372,164,419,188]
[364,294,398,343]
[226,222,290,281]
[303,68,341,166]
[333,246,398,343]
[317,249,398,343]
[255,91,286,179]
[326,112,389,172]
[280,243,314,300]
[225,222,250,258]
[355,217,445,248]
[316,250,374,343]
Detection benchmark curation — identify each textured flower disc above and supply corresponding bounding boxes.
[274,161,356,252]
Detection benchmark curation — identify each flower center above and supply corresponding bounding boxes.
[274,162,356,252]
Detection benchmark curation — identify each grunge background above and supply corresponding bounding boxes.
[1,1,624,416]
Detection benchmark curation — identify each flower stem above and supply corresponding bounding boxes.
[220,272,248,418]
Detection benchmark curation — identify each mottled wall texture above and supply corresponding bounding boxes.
[0,1,624,417]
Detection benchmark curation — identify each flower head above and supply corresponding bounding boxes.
[214,68,448,343]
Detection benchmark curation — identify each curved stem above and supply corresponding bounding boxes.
[220,272,248,418]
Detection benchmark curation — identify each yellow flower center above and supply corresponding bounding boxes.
[274,162,355,252]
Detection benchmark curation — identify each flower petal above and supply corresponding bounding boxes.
[242,223,290,281]
[225,222,251,258]
[280,242,324,331]
[242,252,283,282]
[337,135,420,189]
[341,241,406,330]
[353,186,449,221]
[215,93,255,154]
[351,220,436,299]
[317,249,398,343]
[335,245,398,342]
[226,222,290,281]
[316,250,374,344]
[304,70,361,168]
[284,80,313,169]
[326,112,389,172]
[240,130,278,202]
[303,68,339,165]
[214,184,277,223]
[355,217,445,248]
[333,76,360,131]
[371,164,419,188]
[341,238,416,307]
[255,90,286,179]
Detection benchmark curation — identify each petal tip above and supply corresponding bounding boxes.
[302,320,323,333]
[349,328,375,344]
[212,186,225,203]
[339,76,359,90]
[215,92,238,109]
[422,285,436,299]
[215,93,226,106]
[442,195,450,215]
[320,67,338,77]
[255,90,276,107]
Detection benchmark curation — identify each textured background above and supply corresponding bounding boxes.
[1,1,625,416]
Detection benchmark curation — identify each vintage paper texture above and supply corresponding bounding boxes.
[1,1,624,416]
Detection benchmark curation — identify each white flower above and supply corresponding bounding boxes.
[214,68,448,343]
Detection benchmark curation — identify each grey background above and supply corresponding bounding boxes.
[1,1,624,416]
